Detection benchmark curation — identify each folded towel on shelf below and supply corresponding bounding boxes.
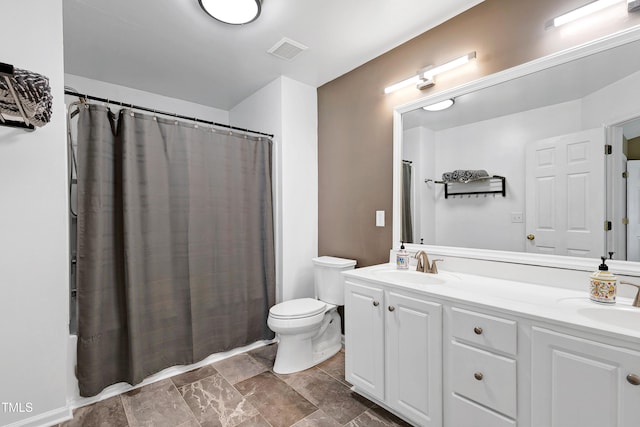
[0,67,53,127]
[441,169,489,183]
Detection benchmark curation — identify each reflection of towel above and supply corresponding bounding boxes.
[442,169,489,183]
[0,68,52,127]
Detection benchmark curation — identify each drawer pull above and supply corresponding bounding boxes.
[628,374,640,386]
[473,327,483,335]
[474,372,484,381]
[373,300,379,307]
[388,306,395,312]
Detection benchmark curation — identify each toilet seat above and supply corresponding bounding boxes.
[269,298,326,320]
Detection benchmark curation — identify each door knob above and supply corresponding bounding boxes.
[474,327,483,335]
[527,234,535,241]
[627,374,640,386]
[388,306,395,312]
[373,300,379,307]
[474,372,484,381]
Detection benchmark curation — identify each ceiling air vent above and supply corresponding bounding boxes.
[267,37,308,61]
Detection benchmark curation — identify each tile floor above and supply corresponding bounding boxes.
[57,345,411,427]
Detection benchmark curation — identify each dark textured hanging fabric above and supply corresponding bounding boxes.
[0,67,53,126]
[75,105,275,397]
[401,161,413,244]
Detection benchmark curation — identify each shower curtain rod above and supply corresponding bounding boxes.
[64,90,274,138]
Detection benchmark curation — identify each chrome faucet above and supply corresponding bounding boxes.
[619,281,640,307]
[414,250,443,274]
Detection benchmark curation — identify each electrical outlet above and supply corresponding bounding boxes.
[511,212,524,223]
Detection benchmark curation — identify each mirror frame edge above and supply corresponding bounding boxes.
[392,25,640,276]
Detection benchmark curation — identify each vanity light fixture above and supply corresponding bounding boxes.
[384,52,476,94]
[546,0,622,28]
[199,0,262,25]
[423,99,455,112]
[383,75,422,94]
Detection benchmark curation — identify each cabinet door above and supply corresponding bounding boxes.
[345,281,385,400]
[532,327,640,427]
[387,291,442,427]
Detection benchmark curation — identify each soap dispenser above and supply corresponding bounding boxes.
[590,256,617,304]
[397,242,410,270]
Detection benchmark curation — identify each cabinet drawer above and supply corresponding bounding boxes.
[448,393,516,427]
[451,307,517,355]
[451,341,517,418]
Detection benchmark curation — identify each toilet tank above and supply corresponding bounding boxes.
[312,256,357,305]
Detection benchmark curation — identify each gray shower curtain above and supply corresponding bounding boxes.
[76,105,275,397]
[401,161,413,243]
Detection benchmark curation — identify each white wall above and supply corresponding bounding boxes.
[65,74,229,123]
[1,1,70,426]
[581,69,640,129]
[231,77,318,302]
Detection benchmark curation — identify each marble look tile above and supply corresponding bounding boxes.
[368,405,413,426]
[247,343,277,370]
[344,410,390,427]
[316,350,348,385]
[59,396,128,427]
[234,414,271,427]
[172,365,219,387]
[235,371,317,427]
[213,354,269,385]
[175,419,202,427]
[278,367,372,425]
[179,372,258,427]
[121,379,199,427]
[344,406,413,427]
[291,409,342,427]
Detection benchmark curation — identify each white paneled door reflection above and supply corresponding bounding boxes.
[525,128,605,257]
[626,160,640,261]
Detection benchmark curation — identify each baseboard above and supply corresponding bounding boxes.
[2,405,72,427]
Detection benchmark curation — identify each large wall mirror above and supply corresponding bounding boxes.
[392,27,640,273]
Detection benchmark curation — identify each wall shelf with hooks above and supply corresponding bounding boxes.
[0,61,52,131]
[428,175,506,199]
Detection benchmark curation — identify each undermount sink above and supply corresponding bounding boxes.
[372,269,447,285]
[576,306,640,329]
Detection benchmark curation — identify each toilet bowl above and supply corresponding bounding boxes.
[267,256,356,374]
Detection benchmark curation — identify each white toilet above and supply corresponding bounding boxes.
[267,256,356,374]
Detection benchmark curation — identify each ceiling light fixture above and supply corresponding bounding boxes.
[199,0,262,25]
[384,52,476,94]
[546,0,621,28]
[423,99,455,112]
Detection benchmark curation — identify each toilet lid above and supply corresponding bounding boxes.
[269,298,326,319]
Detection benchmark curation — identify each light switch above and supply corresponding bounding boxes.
[376,210,385,227]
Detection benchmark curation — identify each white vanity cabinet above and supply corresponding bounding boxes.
[531,327,640,427]
[446,307,518,427]
[343,264,640,427]
[345,279,443,427]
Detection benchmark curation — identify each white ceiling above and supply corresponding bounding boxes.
[63,0,483,110]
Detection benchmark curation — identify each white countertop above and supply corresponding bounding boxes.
[343,263,640,343]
